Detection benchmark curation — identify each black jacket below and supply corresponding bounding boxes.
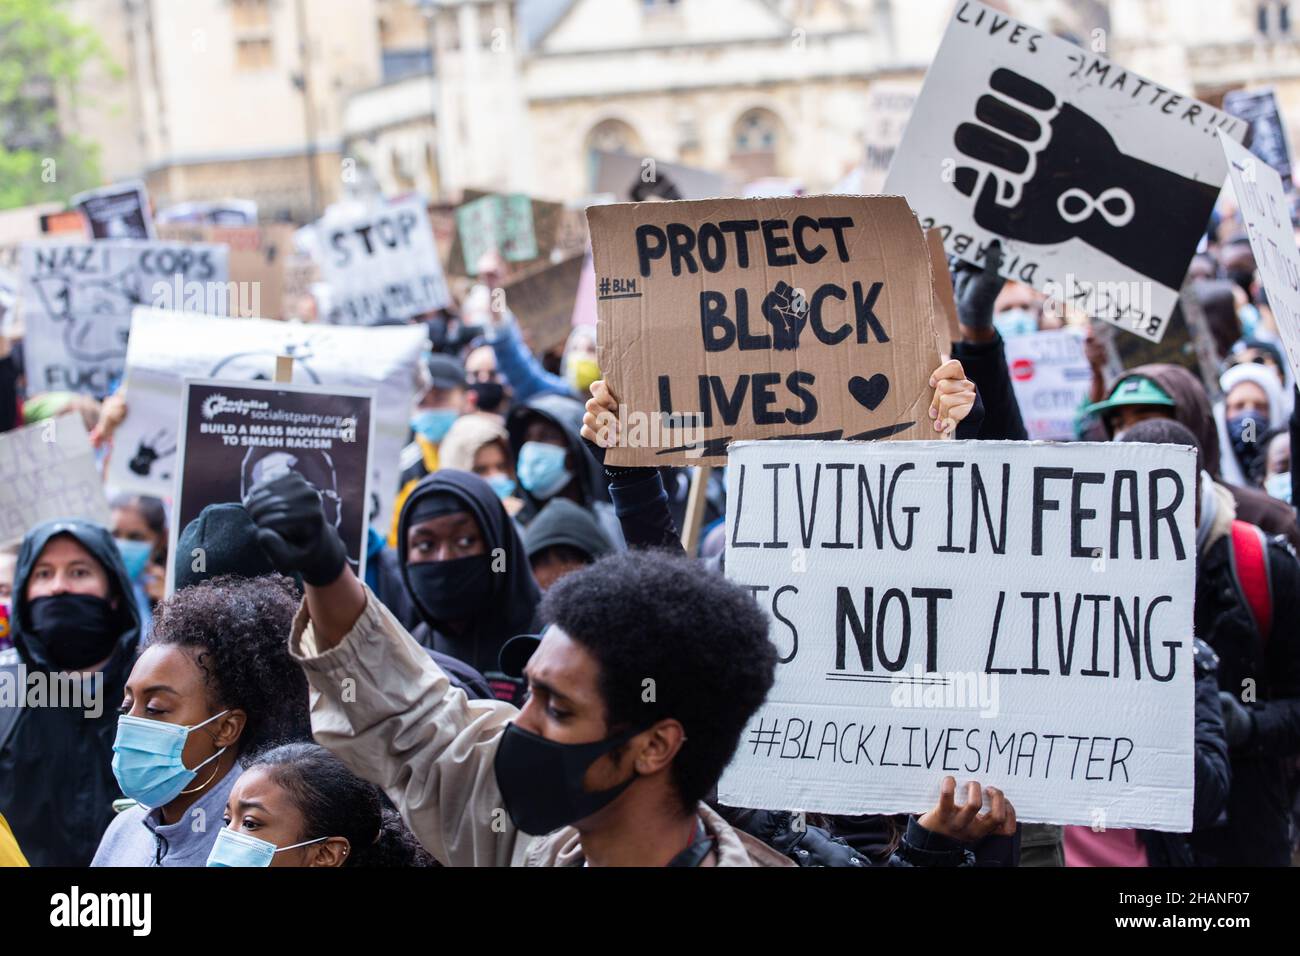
[1141,639,1233,866]
[1190,529,1300,865]
[952,332,1028,441]
[0,520,141,866]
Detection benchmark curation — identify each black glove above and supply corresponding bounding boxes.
[1218,691,1256,749]
[950,239,1006,333]
[243,471,349,587]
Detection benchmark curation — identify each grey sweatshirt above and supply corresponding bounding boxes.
[90,763,242,867]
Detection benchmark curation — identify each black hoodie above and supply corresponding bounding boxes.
[0,520,141,866]
[398,470,541,676]
[506,393,625,548]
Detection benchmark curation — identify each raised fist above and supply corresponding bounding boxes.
[761,281,809,351]
[951,68,1220,291]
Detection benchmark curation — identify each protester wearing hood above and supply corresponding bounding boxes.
[1119,419,1300,866]
[209,742,435,867]
[438,413,523,516]
[1224,339,1295,422]
[110,494,167,636]
[508,393,625,548]
[238,492,1019,867]
[388,469,538,700]
[0,520,140,866]
[1214,362,1285,488]
[1084,362,1300,549]
[388,352,468,547]
[524,497,614,590]
[92,575,311,867]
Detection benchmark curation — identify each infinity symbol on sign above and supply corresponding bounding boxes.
[1056,186,1135,227]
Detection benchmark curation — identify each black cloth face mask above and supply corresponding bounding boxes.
[26,594,118,670]
[470,381,506,413]
[494,722,645,835]
[407,554,493,621]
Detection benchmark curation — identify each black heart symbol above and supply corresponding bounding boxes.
[848,374,890,411]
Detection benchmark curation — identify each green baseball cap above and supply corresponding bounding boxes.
[1081,375,1176,419]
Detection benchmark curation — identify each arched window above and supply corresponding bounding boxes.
[731,108,785,179]
[585,118,645,191]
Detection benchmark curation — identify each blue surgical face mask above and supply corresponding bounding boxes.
[115,537,152,582]
[487,474,517,500]
[1238,304,1262,340]
[516,441,572,499]
[1265,472,1292,504]
[993,307,1038,339]
[206,826,329,868]
[111,710,229,810]
[410,408,458,445]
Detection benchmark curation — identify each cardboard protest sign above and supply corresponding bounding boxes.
[501,251,587,354]
[168,379,374,595]
[157,222,296,319]
[315,195,451,325]
[0,415,111,546]
[593,150,726,202]
[71,180,155,240]
[1220,133,1300,386]
[885,0,1243,344]
[925,228,962,346]
[1003,328,1092,440]
[719,438,1197,830]
[19,240,229,397]
[588,196,942,466]
[1224,87,1294,187]
[109,309,427,531]
[456,194,538,274]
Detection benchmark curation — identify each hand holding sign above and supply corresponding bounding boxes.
[952,68,1221,290]
[917,778,1018,843]
[928,358,977,435]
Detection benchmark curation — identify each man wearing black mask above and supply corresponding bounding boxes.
[0,520,141,865]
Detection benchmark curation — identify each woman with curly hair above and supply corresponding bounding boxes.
[208,742,436,867]
[92,575,311,867]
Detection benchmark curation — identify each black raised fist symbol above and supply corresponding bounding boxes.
[128,431,175,477]
[761,281,809,351]
[951,68,1220,291]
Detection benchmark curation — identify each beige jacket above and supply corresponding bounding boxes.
[289,586,792,867]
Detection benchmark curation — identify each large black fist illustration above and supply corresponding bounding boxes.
[951,68,1220,291]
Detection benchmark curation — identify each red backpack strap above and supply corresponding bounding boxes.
[1229,520,1273,645]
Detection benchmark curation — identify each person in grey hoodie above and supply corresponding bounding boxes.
[92,575,311,866]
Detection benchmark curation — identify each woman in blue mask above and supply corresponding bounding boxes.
[1213,362,1285,488]
[438,413,524,517]
[110,494,167,637]
[396,470,540,702]
[92,575,311,867]
[208,742,434,867]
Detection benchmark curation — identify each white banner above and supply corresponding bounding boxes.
[0,416,111,546]
[19,240,228,396]
[719,438,1197,831]
[108,308,427,531]
[315,196,450,325]
[885,0,1242,343]
[1220,133,1300,388]
[1003,328,1092,441]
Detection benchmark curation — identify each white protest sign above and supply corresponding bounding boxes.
[719,439,1196,831]
[108,308,427,531]
[0,416,111,545]
[1003,328,1092,440]
[1220,133,1300,387]
[315,196,451,325]
[19,240,228,397]
[885,0,1243,343]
